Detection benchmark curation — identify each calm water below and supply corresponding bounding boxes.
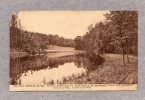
[10,52,104,85]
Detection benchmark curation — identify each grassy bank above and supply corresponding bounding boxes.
[64,54,137,84]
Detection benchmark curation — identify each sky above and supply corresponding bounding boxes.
[18,11,109,39]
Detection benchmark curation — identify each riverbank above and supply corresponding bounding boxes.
[65,54,137,84]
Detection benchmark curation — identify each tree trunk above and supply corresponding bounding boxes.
[121,43,126,66]
[125,38,130,63]
[119,15,126,66]
[119,30,126,66]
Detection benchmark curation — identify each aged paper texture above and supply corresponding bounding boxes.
[10,11,137,91]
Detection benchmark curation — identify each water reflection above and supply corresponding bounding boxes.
[10,53,104,85]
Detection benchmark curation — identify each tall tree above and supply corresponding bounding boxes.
[104,11,137,65]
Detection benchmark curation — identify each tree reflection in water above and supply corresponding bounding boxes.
[10,53,104,85]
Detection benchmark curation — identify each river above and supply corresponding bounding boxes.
[10,50,104,85]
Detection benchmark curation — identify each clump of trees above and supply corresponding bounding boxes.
[74,11,137,66]
[10,13,75,55]
[74,36,84,50]
[74,22,106,55]
[48,34,74,47]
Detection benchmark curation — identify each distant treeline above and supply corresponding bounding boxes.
[10,14,75,54]
[74,11,137,66]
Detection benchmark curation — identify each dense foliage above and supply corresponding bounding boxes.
[74,11,137,66]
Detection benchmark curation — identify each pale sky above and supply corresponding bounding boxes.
[18,11,109,39]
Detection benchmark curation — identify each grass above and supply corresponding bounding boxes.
[64,54,137,84]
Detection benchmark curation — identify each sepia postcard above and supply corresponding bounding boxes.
[9,11,138,91]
